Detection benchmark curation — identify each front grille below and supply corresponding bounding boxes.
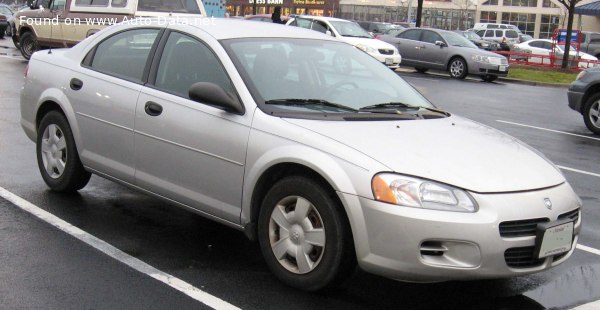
[558,208,580,223]
[379,49,394,55]
[505,246,545,268]
[499,218,549,238]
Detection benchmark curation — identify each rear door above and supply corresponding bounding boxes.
[70,27,161,183]
[392,29,422,65]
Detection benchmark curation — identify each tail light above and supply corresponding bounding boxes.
[0,16,7,22]
[374,35,381,40]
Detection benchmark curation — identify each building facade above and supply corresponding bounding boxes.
[338,0,566,38]
[226,0,340,17]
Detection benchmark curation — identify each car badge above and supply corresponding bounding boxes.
[544,198,552,210]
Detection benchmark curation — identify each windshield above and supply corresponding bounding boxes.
[222,38,433,117]
[329,21,372,38]
[463,31,481,40]
[441,32,477,48]
[137,0,201,13]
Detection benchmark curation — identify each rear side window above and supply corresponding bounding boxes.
[399,29,421,41]
[529,40,543,48]
[75,0,109,6]
[137,0,200,13]
[293,18,312,29]
[495,30,503,37]
[506,30,519,38]
[590,33,600,43]
[88,28,160,82]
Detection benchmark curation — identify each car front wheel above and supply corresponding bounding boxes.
[449,57,468,79]
[37,111,91,192]
[583,93,600,135]
[258,176,355,291]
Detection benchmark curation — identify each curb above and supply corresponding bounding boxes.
[395,67,570,88]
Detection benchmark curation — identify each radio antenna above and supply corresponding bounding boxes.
[48,11,53,54]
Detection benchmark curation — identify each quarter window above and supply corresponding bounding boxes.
[88,28,159,82]
[154,32,235,100]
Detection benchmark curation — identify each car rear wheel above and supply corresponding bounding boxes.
[258,176,355,291]
[20,32,39,60]
[449,57,468,79]
[583,93,600,135]
[481,74,497,82]
[37,111,91,192]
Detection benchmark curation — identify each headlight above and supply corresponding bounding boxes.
[372,173,478,212]
[576,70,587,80]
[481,43,489,47]
[472,55,491,63]
[393,47,400,55]
[356,44,377,54]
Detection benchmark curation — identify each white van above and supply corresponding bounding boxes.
[473,23,522,34]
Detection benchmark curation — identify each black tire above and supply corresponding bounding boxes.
[37,111,91,192]
[258,176,356,291]
[448,57,468,79]
[415,67,429,73]
[481,74,497,82]
[20,32,39,60]
[583,93,600,135]
[12,27,19,49]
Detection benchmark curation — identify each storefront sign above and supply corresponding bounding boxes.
[248,0,284,4]
[293,0,325,4]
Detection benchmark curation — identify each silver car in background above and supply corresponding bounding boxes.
[379,28,509,82]
[21,18,581,291]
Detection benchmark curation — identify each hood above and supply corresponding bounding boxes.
[341,36,396,50]
[284,116,564,193]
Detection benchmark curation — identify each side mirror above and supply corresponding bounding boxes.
[189,82,244,114]
[435,40,447,48]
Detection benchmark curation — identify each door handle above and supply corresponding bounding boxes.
[144,101,163,116]
[70,78,83,91]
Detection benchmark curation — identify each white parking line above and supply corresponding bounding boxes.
[577,244,600,256]
[0,186,240,310]
[558,166,600,178]
[496,120,600,141]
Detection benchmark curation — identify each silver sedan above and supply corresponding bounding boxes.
[20,17,581,291]
[379,28,509,82]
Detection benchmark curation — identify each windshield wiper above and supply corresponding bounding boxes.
[359,102,449,116]
[358,102,421,113]
[265,99,358,112]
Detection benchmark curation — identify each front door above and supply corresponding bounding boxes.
[134,31,251,224]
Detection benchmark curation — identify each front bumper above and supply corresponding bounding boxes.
[370,53,402,68]
[471,61,509,77]
[340,182,581,282]
[567,80,586,113]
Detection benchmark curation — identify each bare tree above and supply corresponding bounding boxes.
[555,0,584,69]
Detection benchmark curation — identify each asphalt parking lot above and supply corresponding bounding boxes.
[1,37,599,309]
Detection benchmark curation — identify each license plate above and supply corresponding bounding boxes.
[499,65,507,72]
[534,220,574,259]
[385,58,393,65]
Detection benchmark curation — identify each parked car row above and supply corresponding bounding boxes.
[286,16,402,70]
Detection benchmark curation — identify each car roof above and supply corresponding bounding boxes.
[293,15,352,23]
[120,17,340,41]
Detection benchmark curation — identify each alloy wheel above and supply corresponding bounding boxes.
[40,124,67,179]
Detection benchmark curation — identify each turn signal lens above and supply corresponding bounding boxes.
[372,175,397,204]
